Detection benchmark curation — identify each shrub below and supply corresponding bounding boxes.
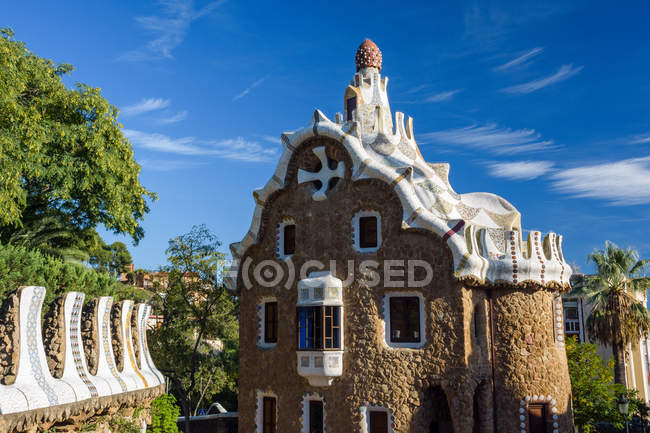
[151,394,181,433]
[0,243,150,308]
[109,417,140,433]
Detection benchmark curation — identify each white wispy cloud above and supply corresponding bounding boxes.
[121,98,171,117]
[232,77,266,101]
[119,0,225,61]
[551,156,650,205]
[255,134,282,145]
[124,129,278,162]
[420,123,555,154]
[424,89,463,103]
[502,64,583,94]
[494,47,544,71]
[399,88,463,104]
[138,158,206,171]
[487,160,555,180]
[157,110,189,124]
[405,84,430,94]
[631,134,650,144]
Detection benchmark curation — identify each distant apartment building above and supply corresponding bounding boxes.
[562,289,650,402]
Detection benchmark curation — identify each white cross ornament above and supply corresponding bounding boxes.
[297,146,345,201]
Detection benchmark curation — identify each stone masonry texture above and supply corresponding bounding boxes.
[236,137,573,432]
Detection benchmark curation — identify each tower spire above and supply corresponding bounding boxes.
[355,39,382,72]
[344,39,392,136]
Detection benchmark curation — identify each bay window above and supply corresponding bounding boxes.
[298,306,341,350]
[296,271,344,387]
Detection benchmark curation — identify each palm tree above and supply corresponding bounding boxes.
[4,214,89,263]
[571,241,650,386]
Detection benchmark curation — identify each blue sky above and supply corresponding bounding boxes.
[4,1,650,272]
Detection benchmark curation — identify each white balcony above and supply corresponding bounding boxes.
[297,350,343,387]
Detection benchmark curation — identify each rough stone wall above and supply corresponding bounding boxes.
[82,298,100,375]
[0,291,20,384]
[42,295,66,378]
[111,301,125,372]
[237,137,573,432]
[492,286,573,432]
[130,309,141,369]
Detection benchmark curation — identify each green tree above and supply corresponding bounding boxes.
[0,243,148,308]
[88,239,133,276]
[566,337,624,432]
[570,241,650,385]
[0,28,156,244]
[151,394,180,433]
[5,213,91,262]
[148,225,238,433]
[566,337,649,432]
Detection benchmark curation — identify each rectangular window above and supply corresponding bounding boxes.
[369,410,388,433]
[284,224,296,255]
[346,97,357,121]
[262,397,276,433]
[309,400,324,433]
[390,296,421,343]
[528,404,547,433]
[264,302,278,343]
[298,306,341,350]
[563,301,581,338]
[359,216,378,248]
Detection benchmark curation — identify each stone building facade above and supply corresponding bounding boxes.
[228,40,574,433]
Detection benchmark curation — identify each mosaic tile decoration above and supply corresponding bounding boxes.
[226,40,572,291]
[25,286,59,406]
[0,384,29,414]
[135,303,163,387]
[257,297,277,349]
[101,298,127,392]
[359,402,396,433]
[125,304,148,388]
[254,389,279,433]
[553,296,565,346]
[140,304,164,384]
[518,395,560,433]
[300,392,327,433]
[0,287,165,415]
[275,217,295,260]
[69,293,99,397]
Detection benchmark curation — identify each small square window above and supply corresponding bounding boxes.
[389,296,421,343]
[264,302,278,344]
[369,410,388,433]
[283,224,295,255]
[359,216,378,248]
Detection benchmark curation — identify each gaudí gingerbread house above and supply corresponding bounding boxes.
[227,40,574,433]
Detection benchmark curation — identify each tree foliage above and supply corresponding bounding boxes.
[0,242,148,309]
[88,239,133,276]
[566,337,648,432]
[0,28,156,242]
[570,241,650,385]
[151,394,181,433]
[148,225,238,432]
[566,337,625,432]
